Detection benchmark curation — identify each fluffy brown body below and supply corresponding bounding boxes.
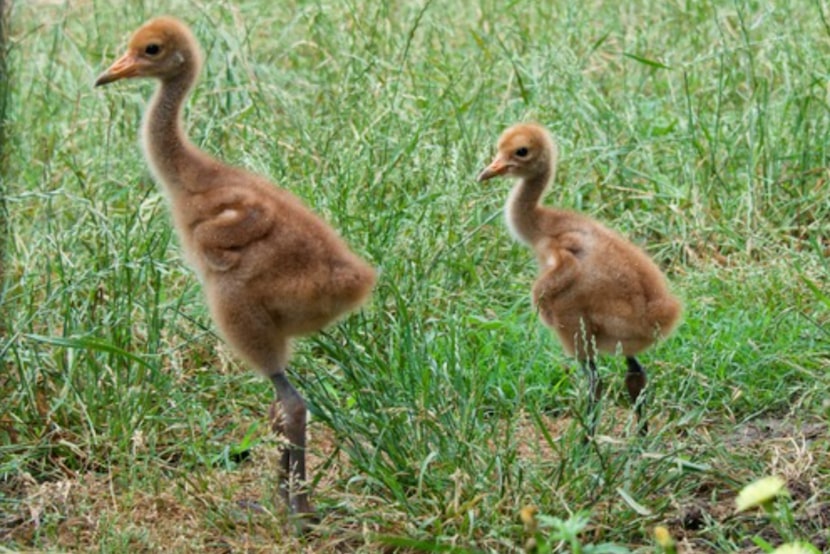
[478,123,681,434]
[96,17,375,523]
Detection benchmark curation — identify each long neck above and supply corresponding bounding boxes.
[504,164,553,245]
[142,69,209,194]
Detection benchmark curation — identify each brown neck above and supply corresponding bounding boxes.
[505,165,552,245]
[142,68,210,193]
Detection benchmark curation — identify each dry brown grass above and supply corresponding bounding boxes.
[2,423,397,553]
[3,413,826,553]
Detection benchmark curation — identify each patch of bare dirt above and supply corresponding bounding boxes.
[511,410,829,553]
[663,417,829,554]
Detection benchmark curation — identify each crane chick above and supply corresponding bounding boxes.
[96,16,376,524]
[478,123,681,436]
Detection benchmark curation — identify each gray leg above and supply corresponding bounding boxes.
[625,357,648,435]
[268,400,292,507]
[270,372,313,517]
[580,359,603,437]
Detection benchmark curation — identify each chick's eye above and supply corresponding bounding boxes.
[144,44,161,56]
[515,147,529,158]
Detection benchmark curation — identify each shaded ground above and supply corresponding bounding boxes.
[669,418,828,553]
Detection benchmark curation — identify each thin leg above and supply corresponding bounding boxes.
[580,359,603,437]
[625,357,648,436]
[268,400,292,507]
[270,372,313,517]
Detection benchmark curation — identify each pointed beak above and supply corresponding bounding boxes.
[477,156,510,182]
[95,51,141,87]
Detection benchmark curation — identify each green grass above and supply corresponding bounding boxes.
[2,0,829,552]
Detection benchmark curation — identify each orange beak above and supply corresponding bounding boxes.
[477,156,510,182]
[95,51,141,86]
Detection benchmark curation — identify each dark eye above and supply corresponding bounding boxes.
[144,44,161,56]
[515,147,529,157]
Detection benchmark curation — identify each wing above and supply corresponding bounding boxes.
[190,193,274,271]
